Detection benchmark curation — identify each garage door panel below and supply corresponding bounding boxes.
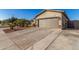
[39,18,59,28]
[39,20,48,28]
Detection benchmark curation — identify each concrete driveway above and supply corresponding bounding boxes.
[47,30,79,50]
[0,28,79,50]
[4,28,54,50]
[0,28,19,50]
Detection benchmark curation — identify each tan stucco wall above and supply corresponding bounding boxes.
[36,11,62,19]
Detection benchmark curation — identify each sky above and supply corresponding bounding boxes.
[0,9,79,20]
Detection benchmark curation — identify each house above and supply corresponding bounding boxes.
[72,20,79,29]
[68,21,74,29]
[34,10,70,29]
[68,20,79,29]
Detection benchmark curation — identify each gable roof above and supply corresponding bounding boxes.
[34,9,70,21]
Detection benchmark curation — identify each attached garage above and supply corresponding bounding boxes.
[38,17,60,29]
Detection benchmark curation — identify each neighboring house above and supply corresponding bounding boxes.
[34,10,70,29]
[68,21,74,29]
[72,20,79,29]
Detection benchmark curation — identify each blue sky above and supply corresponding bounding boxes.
[0,9,79,20]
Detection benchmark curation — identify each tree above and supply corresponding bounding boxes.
[0,20,1,24]
[7,17,17,23]
[14,19,31,27]
[1,17,31,30]
[9,23,15,30]
[7,17,17,30]
[25,20,31,27]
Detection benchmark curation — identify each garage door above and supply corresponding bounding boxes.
[39,18,59,28]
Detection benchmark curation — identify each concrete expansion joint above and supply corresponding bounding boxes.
[25,29,54,50]
[45,31,63,50]
[27,30,62,50]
